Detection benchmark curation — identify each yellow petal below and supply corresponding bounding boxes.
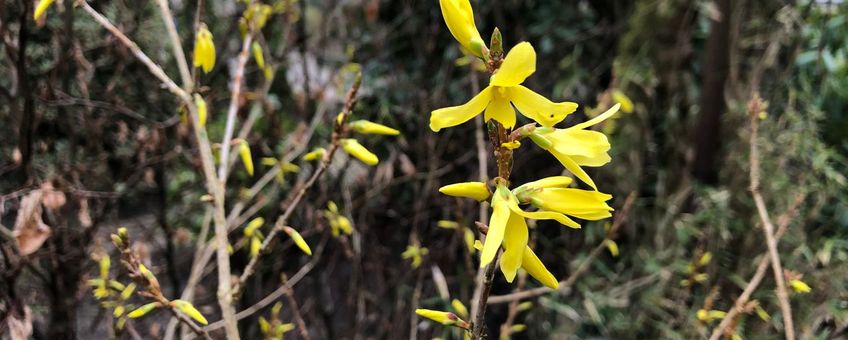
[521,246,558,289]
[350,120,400,135]
[438,182,490,201]
[250,236,262,258]
[430,86,492,131]
[490,42,536,87]
[517,176,573,190]
[499,212,528,282]
[439,0,485,57]
[571,103,620,130]
[612,91,633,113]
[303,147,326,161]
[532,188,613,220]
[547,129,611,167]
[509,85,578,127]
[193,94,208,128]
[605,239,619,257]
[481,187,510,267]
[484,95,516,129]
[505,192,581,228]
[789,279,812,293]
[340,139,379,165]
[34,0,55,21]
[547,149,598,190]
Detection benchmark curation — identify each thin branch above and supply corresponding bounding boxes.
[232,74,362,295]
[217,21,255,180]
[154,0,193,90]
[748,95,794,340]
[281,274,311,340]
[487,192,637,304]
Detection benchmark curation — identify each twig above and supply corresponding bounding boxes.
[487,192,637,304]
[232,73,362,296]
[154,0,192,90]
[708,194,805,340]
[281,274,311,340]
[747,95,794,340]
[217,9,255,181]
[80,4,239,337]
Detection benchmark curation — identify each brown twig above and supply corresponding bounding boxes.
[217,13,255,181]
[281,274,311,340]
[708,194,806,340]
[232,72,362,296]
[747,95,794,340]
[487,192,637,304]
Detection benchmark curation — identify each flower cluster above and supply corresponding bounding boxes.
[433,0,620,289]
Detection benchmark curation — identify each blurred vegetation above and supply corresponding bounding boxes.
[1,0,847,339]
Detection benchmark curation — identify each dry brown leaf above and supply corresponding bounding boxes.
[13,191,51,256]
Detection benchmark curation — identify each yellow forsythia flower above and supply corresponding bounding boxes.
[113,305,125,317]
[303,147,326,161]
[789,279,812,293]
[172,300,208,325]
[121,283,136,300]
[415,309,468,329]
[239,140,254,176]
[244,217,264,237]
[464,228,476,254]
[437,220,459,229]
[193,25,216,73]
[439,182,491,201]
[605,239,620,257]
[34,0,55,21]
[340,139,378,165]
[193,94,208,128]
[611,90,634,113]
[349,120,400,135]
[128,302,159,318]
[451,299,468,319]
[430,42,578,131]
[401,245,429,269]
[697,309,727,322]
[530,104,620,189]
[438,0,486,57]
[284,226,312,256]
[252,42,265,69]
[250,236,262,258]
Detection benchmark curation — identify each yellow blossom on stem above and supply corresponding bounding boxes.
[438,182,491,201]
[438,0,486,57]
[789,279,812,293]
[34,0,55,21]
[340,139,379,165]
[350,120,401,135]
[430,42,578,131]
[325,201,354,237]
[193,94,208,128]
[193,24,216,73]
[530,104,620,189]
[303,147,326,161]
[401,245,429,269]
[415,309,470,329]
[283,226,312,256]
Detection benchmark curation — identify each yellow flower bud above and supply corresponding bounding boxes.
[415,309,467,328]
[244,217,264,237]
[303,148,326,161]
[284,226,312,256]
[611,90,634,113]
[349,120,400,136]
[437,220,459,229]
[789,279,811,293]
[250,236,262,258]
[128,302,159,319]
[239,140,254,176]
[252,42,265,69]
[172,300,208,325]
[193,25,216,73]
[450,299,468,319]
[193,94,208,128]
[438,0,485,58]
[438,182,490,201]
[605,239,619,257]
[340,139,379,165]
[34,0,55,21]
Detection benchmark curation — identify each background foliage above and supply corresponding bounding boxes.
[1,0,847,339]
